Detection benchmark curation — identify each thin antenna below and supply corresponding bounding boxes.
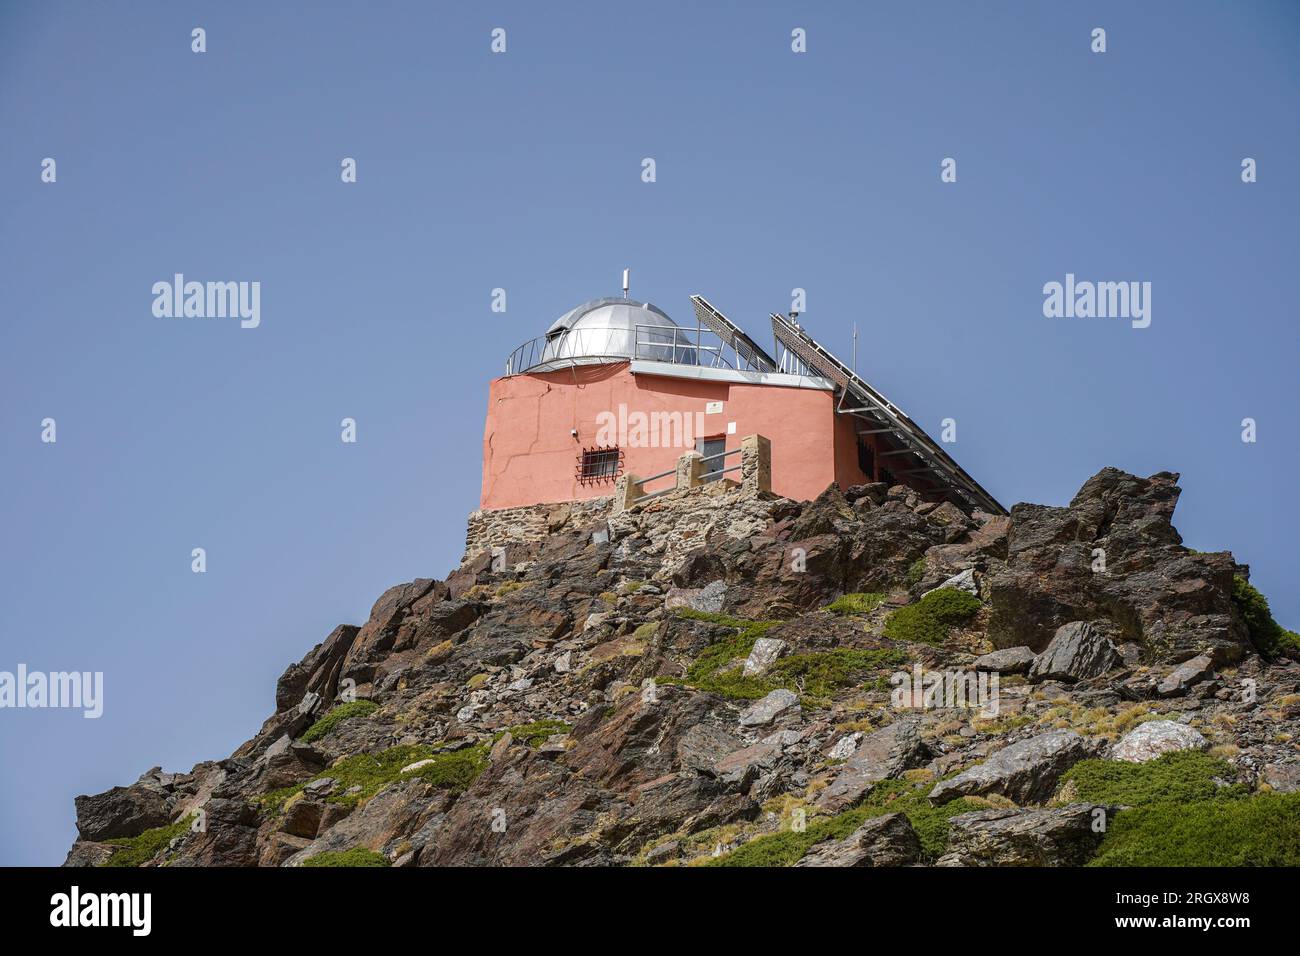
[852,323,858,375]
[622,268,630,299]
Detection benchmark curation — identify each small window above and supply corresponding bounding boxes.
[577,446,623,484]
[879,467,895,487]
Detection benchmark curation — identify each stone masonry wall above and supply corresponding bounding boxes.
[463,482,778,579]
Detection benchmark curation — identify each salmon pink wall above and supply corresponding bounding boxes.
[480,363,849,509]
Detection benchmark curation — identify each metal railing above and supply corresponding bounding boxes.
[504,323,776,376]
[627,445,742,506]
[631,464,677,503]
[698,446,742,483]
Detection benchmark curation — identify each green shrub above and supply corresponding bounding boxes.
[882,588,982,645]
[263,741,492,811]
[301,700,379,743]
[1062,751,1246,806]
[1089,792,1300,866]
[706,779,978,867]
[101,815,194,867]
[825,592,886,616]
[762,648,906,704]
[668,609,903,703]
[906,557,927,586]
[402,744,491,791]
[301,847,390,867]
[501,720,571,748]
[1231,576,1300,659]
[1064,749,1300,866]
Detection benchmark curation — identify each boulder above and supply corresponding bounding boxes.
[738,689,800,728]
[1028,622,1120,683]
[817,718,927,812]
[1156,654,1214,698]
[1262,764,1300,793]
[929,730,1095,806]
[664,580,727,614]
[936,804,1107,866]
[275,623,359,712]
[1110,720,1208,763]
[973,646,1036,674]
[74,785,171,842]
[280,798,324,839]
[742,637,788,677]
[923,568,978,599]
[795,812,922,867]
[828,732,862,760]
[714,730,800,787]
[676,723,742,773]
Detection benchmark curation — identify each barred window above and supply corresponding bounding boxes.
[577,446,623,484]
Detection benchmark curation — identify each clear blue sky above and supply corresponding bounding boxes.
[2,1,1297,865]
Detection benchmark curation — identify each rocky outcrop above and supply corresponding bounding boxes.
[929,731,1097,806]
[936,804,1107,866]
[65,466,1294,868]
[1028,622,1121,683]
[74,785,171,842]
[986,469,1248,662]
[795,813,922,867]
[816,718,927,812]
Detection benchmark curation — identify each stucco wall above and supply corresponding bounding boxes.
[480,362,846,510]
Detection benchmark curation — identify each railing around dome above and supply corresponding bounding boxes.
[504,324,773,376]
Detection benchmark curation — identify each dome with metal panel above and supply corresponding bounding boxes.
[505,295,695,374]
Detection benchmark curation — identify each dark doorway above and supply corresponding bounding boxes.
[697,437,726,480]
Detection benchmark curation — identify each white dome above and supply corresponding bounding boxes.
[518,297,692,371]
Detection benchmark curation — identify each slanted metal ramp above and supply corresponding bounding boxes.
[689,294,778,373]
[769,312,1006,515]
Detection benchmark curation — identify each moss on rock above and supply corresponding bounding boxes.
[882,588,982,646]
[301,700,379,743]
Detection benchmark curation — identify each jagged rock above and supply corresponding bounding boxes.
[714,730,800,787]
[664,580,727,614]
[828,732,862,760]
[63,841,116,867]
[923,568,978,599]
[1157,654,1214,697]
[929,730,1095,806]
[737,689,800,727]
[817,718,927,812]
[1262,763,1300,793]
[986,468,1248,662]
[280,798,324,839]
[677,724,742,773]
[275,624,359,712]
[742,637,788,677]
[74,785,171,842]
[169,798,260,867]
[645,840,681,864]
[795,812,922,867]
[287,781,449,866]
[1111,720,1208,763]
[304,777,335,797]
[1028,622,1121,683]
[973,646,1036,674]
[936,804,1107,866]
[844,483,887,506]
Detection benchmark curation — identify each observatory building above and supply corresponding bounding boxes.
[481,282,1003,517]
